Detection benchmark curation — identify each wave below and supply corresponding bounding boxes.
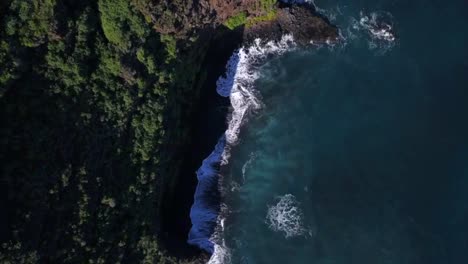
[189,7,397,264]
[266,194,309,238]
[188,4,400,263]
[216,34,296,163]
[241,152,258,183]
[188,35,297,263]
[348,11,396,52]
[358,11,395,42]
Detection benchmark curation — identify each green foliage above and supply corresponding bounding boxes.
[0,242,38,264]
[224,0,278,30]
[0,0,212,263]
[131,98,165,162]
[160,34,177,62]
[44,9,95,93]
[258,0,277,10]
[5,0,56,47]
[137,47,157,73]
[0,41,15,93]
[224,11,248,30]
[98,45,122,76]
[131,0,153,23]
[98,0,148,49]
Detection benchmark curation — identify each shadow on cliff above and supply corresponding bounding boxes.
[159,25,243,259]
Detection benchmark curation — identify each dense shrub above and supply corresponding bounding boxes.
[0,0,209,262]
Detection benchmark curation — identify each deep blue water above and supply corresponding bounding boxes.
[189,0,468,263]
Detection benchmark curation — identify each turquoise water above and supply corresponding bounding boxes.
[218,0,468,263]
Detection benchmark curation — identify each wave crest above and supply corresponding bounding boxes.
[359,11,396,42]
[347,11,396,52]
[266,194,307,238]
[188,35,297,262]
[216,35,296,164]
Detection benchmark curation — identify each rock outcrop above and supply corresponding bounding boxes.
[244,4,339,45]
[143,0,338,45]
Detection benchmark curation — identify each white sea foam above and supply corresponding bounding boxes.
[207,242,231,264]
[207,202,231,264]
[201,4,398,263]
[359,12,395,42]
[241,152,258,183]
[216,34,296,164]
[348,11,396,52]
[205,35,297,264]
[266,194,307,238]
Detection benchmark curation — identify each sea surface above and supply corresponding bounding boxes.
[189,0,468,263]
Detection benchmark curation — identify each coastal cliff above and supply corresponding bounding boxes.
[0,0,336,263]
[159,0,338,261]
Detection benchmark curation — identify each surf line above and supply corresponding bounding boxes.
[187,35,297,263]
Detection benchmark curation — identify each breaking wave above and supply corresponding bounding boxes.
[349,11,396,52]
[186,2,401,263]
[359,12,395,42]
[217,34,296,162]
[188,5,397,264]
[188,35,297,263]
[266,194,308,238]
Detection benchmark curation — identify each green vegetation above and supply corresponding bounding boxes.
[224,11,248,30]
[98,0,148,48]
[245,9,278,28]
[258,0,277,10]
[160,34,177,62]
[0,0,211,262]
[224,0,278,30]
[5,0,55,47]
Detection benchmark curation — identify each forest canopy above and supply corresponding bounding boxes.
[0,0,211,263]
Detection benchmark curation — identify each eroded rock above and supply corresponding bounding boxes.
[244,4,339,45]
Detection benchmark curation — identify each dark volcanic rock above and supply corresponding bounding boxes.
[244,5,339,45]
[148,0,338,44]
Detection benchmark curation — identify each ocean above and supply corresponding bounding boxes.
[189,0,468,263]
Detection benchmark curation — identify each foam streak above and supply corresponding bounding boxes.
[188,35,297,263]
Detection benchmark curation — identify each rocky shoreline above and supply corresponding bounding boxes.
[161,1,339,262]
[160,27,242,262]
[243,3,339,45]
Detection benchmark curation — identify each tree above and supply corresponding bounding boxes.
[5,0,56,47]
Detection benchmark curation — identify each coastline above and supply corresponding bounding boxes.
[244,3,339,46]
[3,0,467,263]
[182,3,340,263]
[160,27,244,261]
[159,2,339,262]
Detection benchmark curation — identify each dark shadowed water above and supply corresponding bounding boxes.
[216,0,468,263]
